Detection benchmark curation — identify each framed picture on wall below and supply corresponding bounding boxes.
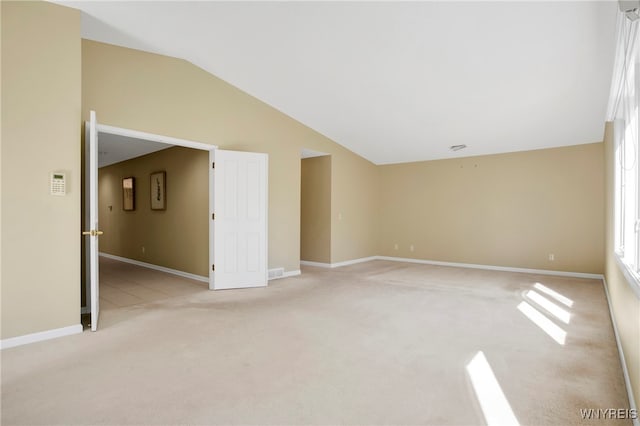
[122,177,135,211]
[150,171,166,210]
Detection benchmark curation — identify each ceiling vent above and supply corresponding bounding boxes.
[450,144,467,152]
[619,0,640,20]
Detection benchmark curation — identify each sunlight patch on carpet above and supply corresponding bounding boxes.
[466,351,520,426]
[533,283,574,307]
[517,301,566,345]
[524,290,571,324]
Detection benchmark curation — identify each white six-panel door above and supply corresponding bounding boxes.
[212,150,268,290]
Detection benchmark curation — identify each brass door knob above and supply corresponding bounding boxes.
[82,230,104,236]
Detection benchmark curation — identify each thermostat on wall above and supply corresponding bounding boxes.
[50,172,66,196]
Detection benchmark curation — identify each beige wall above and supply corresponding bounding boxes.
[301,156,332,263]
[1,2,81,339]
[98,147,209,276]
[603,121,640,409]
[331,149,379,263]
[82,39,378,273]
[378,143,605,274]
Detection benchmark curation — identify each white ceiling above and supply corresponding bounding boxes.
[63,1,617,164]
[98,132,172,168]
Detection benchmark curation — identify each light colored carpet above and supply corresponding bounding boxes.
[1,259,631,425]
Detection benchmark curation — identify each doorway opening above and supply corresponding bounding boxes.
[83,114,269,331]
[96,143,210,308]
[82,120,216,329]
[300,149,331,265]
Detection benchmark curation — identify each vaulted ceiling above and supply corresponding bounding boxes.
[62,1,617,164]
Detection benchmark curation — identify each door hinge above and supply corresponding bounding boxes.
[212,213,215,220]
[212,162,215,169]
[212,264,215,271]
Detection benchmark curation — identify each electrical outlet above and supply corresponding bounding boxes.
[142,246,146,254]
[548,253,554,261]
[394,243,399,250]
[410,245,415,252]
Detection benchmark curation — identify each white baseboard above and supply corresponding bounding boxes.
[283,270,301,278]
[99,252,208,283]
[602,277,639,426]
[332,256,379,268]
[300,260,332,268]
[376,256,604,280]
[270,269,302,280]
[302,255,602,280]
[300,256,378,269]
[1,324,83,350]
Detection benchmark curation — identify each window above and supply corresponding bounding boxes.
[610,11,639,296]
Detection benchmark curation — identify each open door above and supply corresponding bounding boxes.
[212,150,268,290]
[83,110,101,331]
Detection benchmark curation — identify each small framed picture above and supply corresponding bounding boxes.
[122,177,135,211]
[150,171,166,210]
